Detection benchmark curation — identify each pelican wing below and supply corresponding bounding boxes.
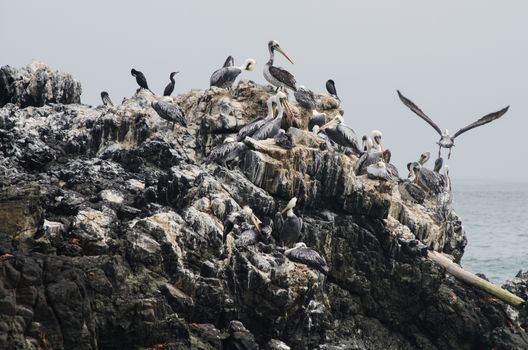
[290,247,328,273]
[294,88,316,109]
[453,106,509,139]
[251,119,280,140]
[237,117,266,141]
[336,124,361,154]
[210,67,242,89]
[153,101,186,127]
[308,113,326,132]
[397,90,442,136]
[206,141,246,164]
[269,65,297,91]
[223,55,234,68]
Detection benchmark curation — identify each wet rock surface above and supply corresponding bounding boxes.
[0,62,526,349]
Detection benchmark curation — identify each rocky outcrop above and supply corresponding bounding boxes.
[0,61,81,108]
[0,62,526,349]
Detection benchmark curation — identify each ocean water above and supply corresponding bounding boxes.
[455,179,528,284]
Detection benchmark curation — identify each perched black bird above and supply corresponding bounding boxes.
[100,91,114,106]
[163,71,179,96]
[326,79,339,100]
[151,100,186,128]
[131,68,153,93]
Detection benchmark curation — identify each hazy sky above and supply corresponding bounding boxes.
[2,1,527,180]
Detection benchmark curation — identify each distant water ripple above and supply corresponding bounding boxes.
[455,179,528,284]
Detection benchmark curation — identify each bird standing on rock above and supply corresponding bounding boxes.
[326,79,339,100]
[319,115,362,155]
[131,68,153,94]
[100,91,114,106]
[285,242,329,274]
[206,137,248,167]
[151,100,186,128]
[274,197,303,246]
[163,71,179,96]
[210,58,256,89]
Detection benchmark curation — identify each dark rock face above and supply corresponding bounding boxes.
[0,61,82,108]
[0,64,526,349]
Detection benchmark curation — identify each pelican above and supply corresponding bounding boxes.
[397,90,509,159]
[308,112,327,132]
[274,197,303,246]
[411,153,443,194]
[264,40,296,91]
[237,93,278,141]
[206,137,247,167]
[326,79,339,100]
[436,165,453,220]
[399,164,426,204]
[223,206,261,241]
[235,229,261,248]
[151,100,186,128]
[370,130,384,153]
[355,135,383,175]
[274,129,295,149]
[382,149,400,180]
[251,91,287,140]
[131,68,153,93]
[100,91,114,106]
[294,86,316,110]
[319,115,362,155]
[223,55,234,68]
[285,242,329,274]
[210,58,256,89]
[367,161,390,181]
[163,72,179,96]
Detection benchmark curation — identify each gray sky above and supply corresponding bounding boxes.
[2,1,526,180]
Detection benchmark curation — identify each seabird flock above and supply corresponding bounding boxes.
[99,40,509,275]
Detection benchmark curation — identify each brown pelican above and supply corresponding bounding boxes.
[221,320,259,350]
[399,164,426,204]
[436,165,453,220]
[285,242,329,274]
[235,228,266,248]
[100,91,114,106]
[308,112,327,132]
[264,40,296,91]
[355,135,383,175]
[210,58,256,89]
[294,86,316,110]
[367,161,390,181]
[370,130,384,153]
[319,115,362,154]
[131,68,153,93]
[163,71,179,96]
[274,129,295,149]
[326,79,339,100]
[397,90,509,159]
[382,149,400,180]
[237,93,278,141]
[223,206,261,241]
[274,197,303,246]
[223,55,234,67]
[206,137,247,167]
[412,153,443,194]
[251,91,287,140]
[151,100,186,128]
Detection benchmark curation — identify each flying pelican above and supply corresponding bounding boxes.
[100,91,114,106]
[237,94,278,141]
[210,58,256,89]
[131,68,153,93]
[397,90,509,159]
[206,137,248,167]
[274,197,303,246]
[399,164,426,204]
[285,242,329,274]
[319,115,362,155]
[223,55,234,67]
[326,79,339,100]
[151,100,186,128]
[251,91,287,140]
[163,72,179,96]
[264,40,296,91]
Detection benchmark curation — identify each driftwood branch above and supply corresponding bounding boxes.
[428,251,525,307]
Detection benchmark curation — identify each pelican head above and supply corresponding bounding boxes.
[285,242,307,255]
[383,149,392,163]
[268,40,294,64]
[275,90,288,101]
[170,71,179,78]
[361,135,368,152]
[131,68,138,76]
[320,114,344,130]
[224,136,236,143]
[242,59,256,71]
[312,125,321,136]
[374,160,386,168]
[419,152,430,165]
[280,197,298,215]
[242,206,261,231]
[370,130,383,145]
[411,161,422,172]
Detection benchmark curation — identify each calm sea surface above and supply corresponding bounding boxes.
[454,179,528,284]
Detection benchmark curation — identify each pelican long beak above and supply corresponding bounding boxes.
[250,214,261,231]
[276,46,294,64]
[320,117,338,130]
